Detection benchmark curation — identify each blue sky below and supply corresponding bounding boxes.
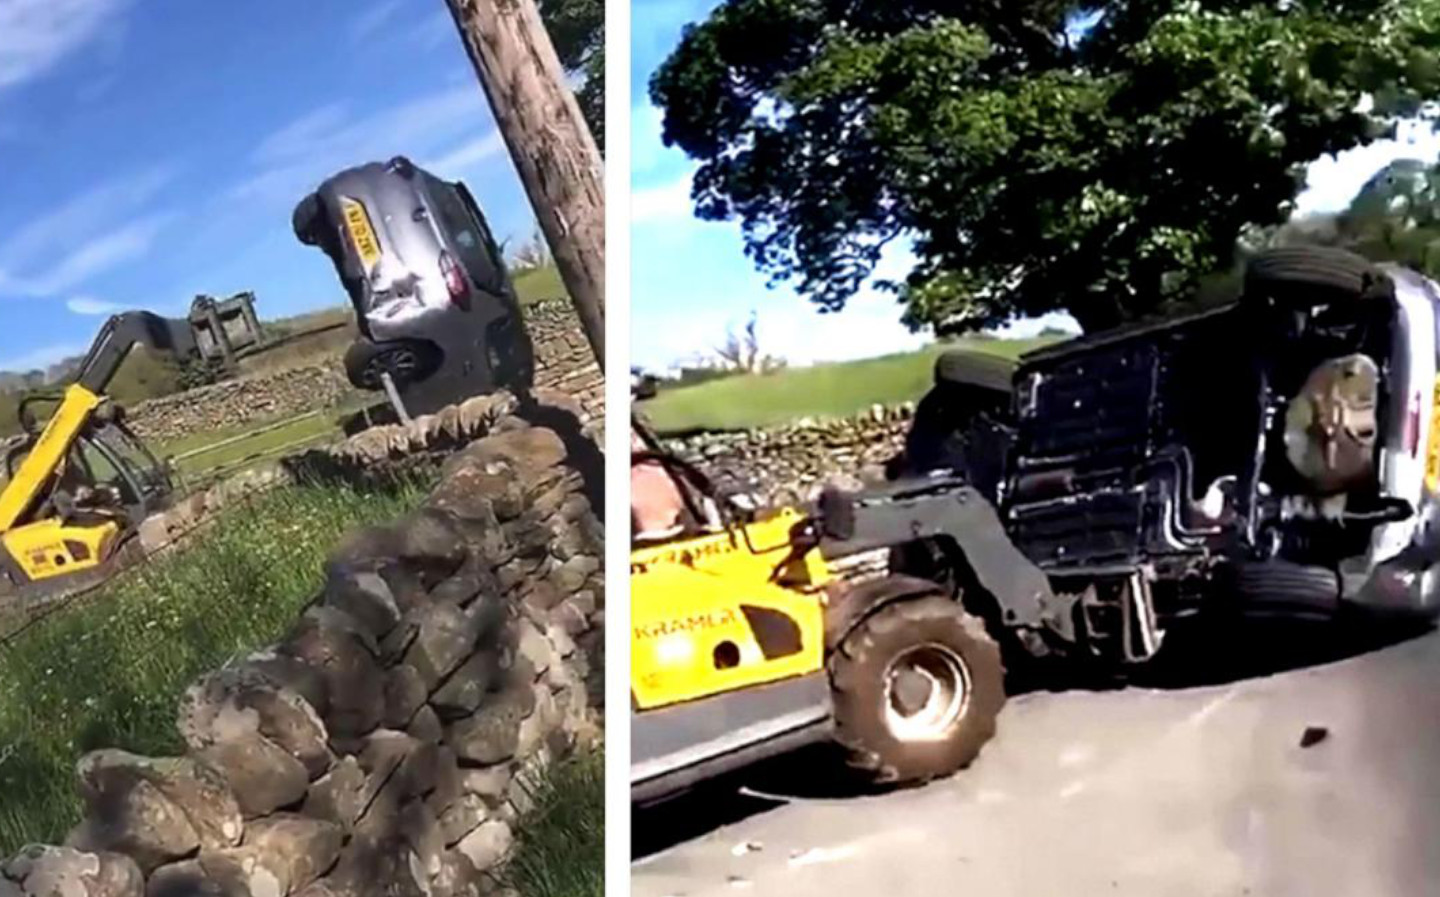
[0,0,537,374]
[630,0,934,372]
[629,0,1440,373]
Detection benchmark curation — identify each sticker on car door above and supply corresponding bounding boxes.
[1427,376,1440,492]
[340,198,382,270]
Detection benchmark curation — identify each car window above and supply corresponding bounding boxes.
[422,174,504,293]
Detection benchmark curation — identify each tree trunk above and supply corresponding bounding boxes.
[445,0,606,369]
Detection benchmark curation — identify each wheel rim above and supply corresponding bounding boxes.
[883,642,970,742]
[366,347,419,386]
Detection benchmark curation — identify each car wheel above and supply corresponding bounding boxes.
[1244,246,1392,306]
[487,314,536,392]
[292,193,325,246]
[1231,560,1342,618]
[344,339,442,391]
[829,593,1005,785]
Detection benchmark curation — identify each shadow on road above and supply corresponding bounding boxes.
[633,743,889,860]
[633,616,1436,860]
[1008,614,1436,696]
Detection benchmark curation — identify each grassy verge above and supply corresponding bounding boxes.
[512,264,567,307]
[640,337,1057,434]
[160,409,354,479]
[0,477,429,853]
[502,749,605,897]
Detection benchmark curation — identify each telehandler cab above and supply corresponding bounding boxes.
[0,312,192,594]
[630,412,1015,804]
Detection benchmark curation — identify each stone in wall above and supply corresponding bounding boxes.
[662,402,916,505]
[124,300,599,449]
[525,301,603,427]
[4,413,605,897]
[127,363,355,444]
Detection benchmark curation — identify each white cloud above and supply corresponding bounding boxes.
[231,85,495,207]
[66,295,123,315]
[349,0,405,42]
[251,104,349,164]
[21,213,174,295]
[0,165,173,265]
[0,341,87,373]
[631,175,694,223]
[407,8,456,49]
[423,131,506,177]
[1295,119,1440,216]
[0,0,129,91]
[0,167,177,298]
[992,310,1081,338]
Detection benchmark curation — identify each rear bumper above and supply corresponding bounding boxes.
[631,673,832,804]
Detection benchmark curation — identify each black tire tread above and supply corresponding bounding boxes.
[292,193,324,246]
[829,594,1005,784]
[1234,560,1340,610]
[934,349,1017,394]
[1244,246,1391,301]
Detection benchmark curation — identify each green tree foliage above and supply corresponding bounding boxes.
[539,0,604,150]
[651,0,1440,333]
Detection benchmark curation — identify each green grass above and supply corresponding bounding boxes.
[0,477,430,853]
[160,410,350,478]
[501,749,604,897]
[640,337,1058,434]
[512,264,567,307]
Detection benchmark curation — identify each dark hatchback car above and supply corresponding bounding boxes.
[293,156,534,395]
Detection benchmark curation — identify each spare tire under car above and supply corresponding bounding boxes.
[1244,245,1393,306]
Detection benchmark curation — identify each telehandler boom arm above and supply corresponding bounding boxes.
[0,312,196,532]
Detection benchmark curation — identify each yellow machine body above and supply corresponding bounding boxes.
[2,518,119,581]
[630,509,832,711]
[0,384,116,582]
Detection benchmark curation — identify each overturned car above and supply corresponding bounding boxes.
[895,246,1440,664]
[292,156,534,400]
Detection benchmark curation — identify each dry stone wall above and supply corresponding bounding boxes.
[526,302,602,425]
[4,417,604,897]
[128,364,355,444]
[126,301,599,448]
[660,403,915,504]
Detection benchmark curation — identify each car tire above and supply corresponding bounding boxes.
[487,314,536,393]
[1232,560,1341,617]
[1244,246,1392,305]
[934,348,1017,395]
[344,338,442,391]
[292,193,325,246]
[829,593,1005,785]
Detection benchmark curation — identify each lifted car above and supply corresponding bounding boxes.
[293,156,534,405]
[631,246,1440,803]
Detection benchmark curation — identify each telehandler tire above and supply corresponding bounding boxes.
[829,593,1005,785]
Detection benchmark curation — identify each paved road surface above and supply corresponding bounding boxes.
[633,626,1440,897]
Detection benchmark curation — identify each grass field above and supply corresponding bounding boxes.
[502,749,604,897]
[640,337,1058,434]
[237,263,567,377]
[159,406,359,480]
[0,477,429,852]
